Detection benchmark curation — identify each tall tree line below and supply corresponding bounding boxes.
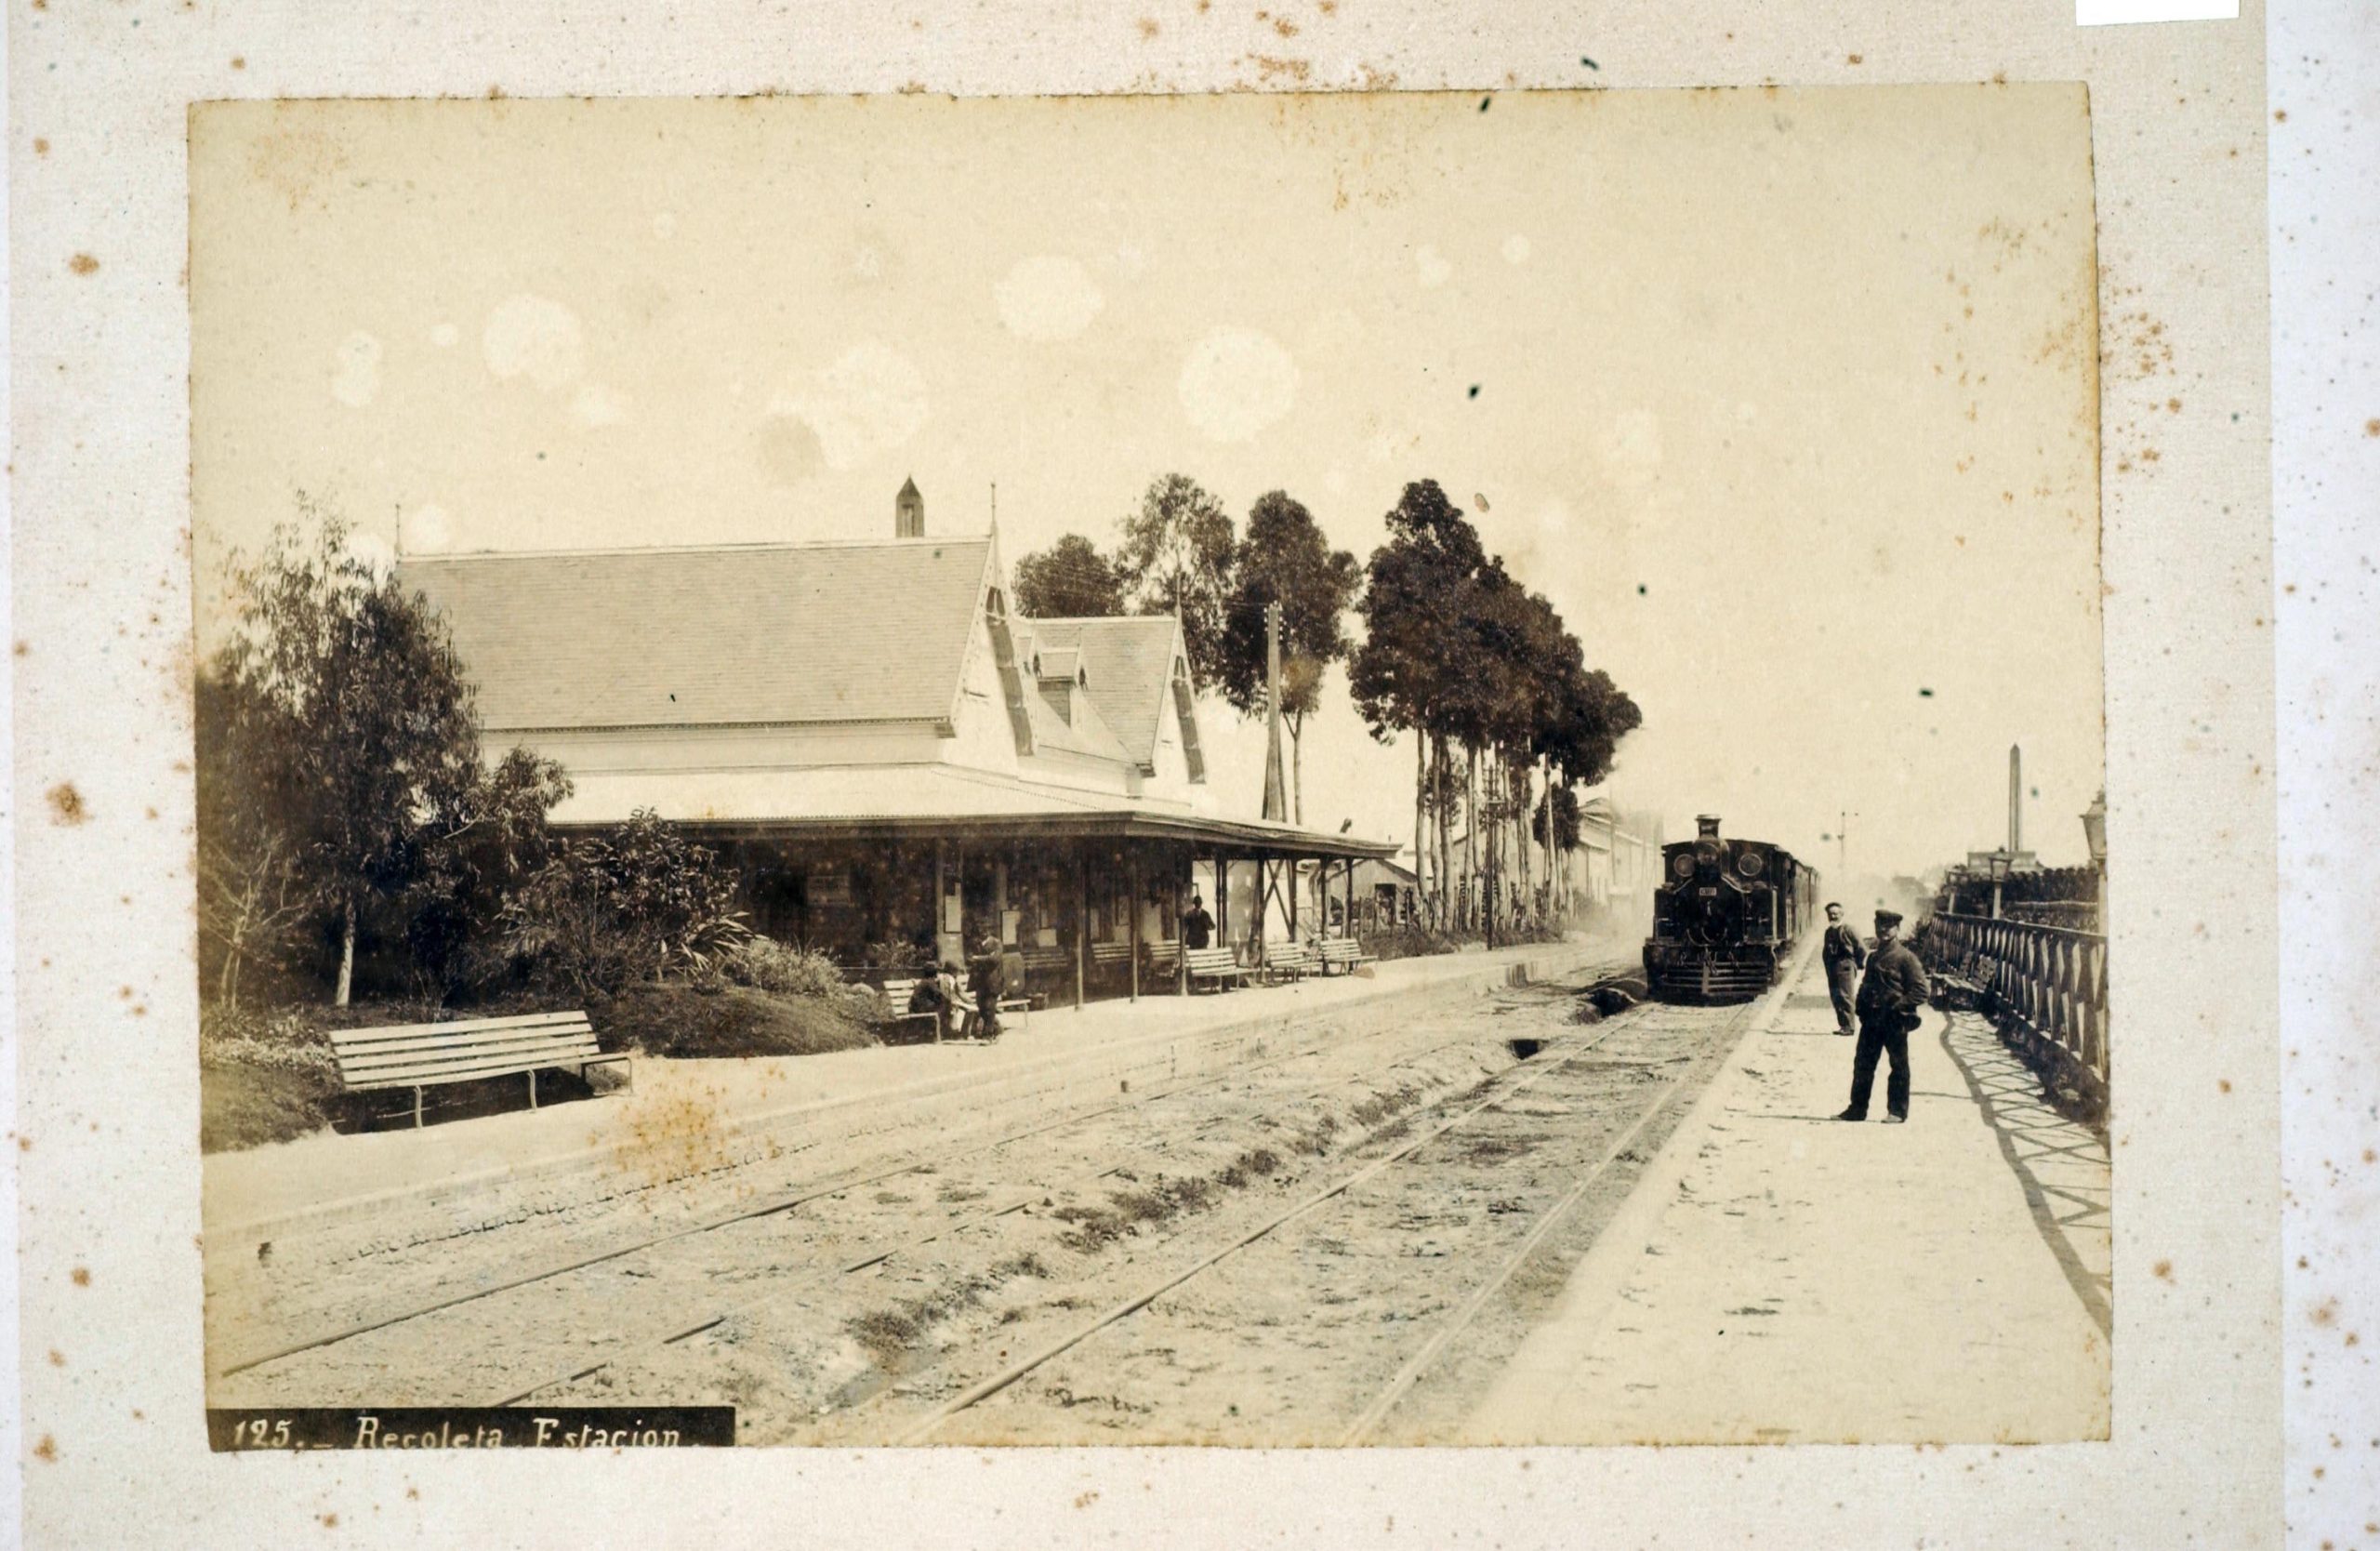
[1016,475,1642,937]
[1348,481,1641,940]
[1015,475,1364,829]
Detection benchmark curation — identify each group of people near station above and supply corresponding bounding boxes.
[903,936,1011,1042]
[1818,901,1933,1124]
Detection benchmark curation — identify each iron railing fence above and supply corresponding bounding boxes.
[1921,910,2108,1114]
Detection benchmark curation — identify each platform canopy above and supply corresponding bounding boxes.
[551,763,1401,861]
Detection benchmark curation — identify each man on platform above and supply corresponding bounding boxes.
[1819,902,1867,1037]
[1182,891,1215,952]
[963,935,1006,1042]
[1838,908,1929,1124]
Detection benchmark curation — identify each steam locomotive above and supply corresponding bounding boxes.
[1643,815,1818,1002]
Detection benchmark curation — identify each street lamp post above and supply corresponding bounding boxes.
[2081,790,2108,930]
[1987,850,2013,921]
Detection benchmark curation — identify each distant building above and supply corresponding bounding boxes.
[403,481,1395,1004]
[1435,799,1659,929]
[1568,798,1663,924]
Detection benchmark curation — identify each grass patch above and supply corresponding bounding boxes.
[199,1059,345,1153]
[1349,1084,1424,1129]
[846,1253,1048,1369]
[1216,1147,1282,1189]
[1289,1113,1342,1156]
[1053,1175,1220,1253]
[594,984,877,1060]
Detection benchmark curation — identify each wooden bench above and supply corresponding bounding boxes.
[1089,942,1135,970]
[1183,945,1253,992]
[1930,950,1998,1010]
[1020,946,1072,982]
[878,977,955,1042]
[327,1011,628,1129]
[1146,941,1182,975]
[1317,936,1378,974]
[1261,941,1322,983]
[880,974,1031,1041]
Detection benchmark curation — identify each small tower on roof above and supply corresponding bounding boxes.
[895,476,924,538]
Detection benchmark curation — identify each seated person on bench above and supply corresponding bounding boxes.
[907,961,967,1041]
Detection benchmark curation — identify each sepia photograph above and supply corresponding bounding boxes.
[190,87,2110,1450]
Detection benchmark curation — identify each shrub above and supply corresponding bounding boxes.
[499,809,747,996]
[720,935,846,999]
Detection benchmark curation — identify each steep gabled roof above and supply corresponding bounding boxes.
[1022,678,1133,763]
[400,537,994,731]
[1025,616,1185,771]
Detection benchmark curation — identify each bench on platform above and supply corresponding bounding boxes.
[1261,941,1322,983]
[1020,946,1073,985]
[1317,936,1378,974]
[877,977,956,1042]
[1147,941,1182,976]
[880,975,1031,1041]
[1089,942,1134,970]
[1930,949,1999,1010]
[327,1011,628,1129]
[1183,946,1253,992]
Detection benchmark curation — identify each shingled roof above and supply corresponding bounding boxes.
[1024,616,1183,770]
[401,538,993,732]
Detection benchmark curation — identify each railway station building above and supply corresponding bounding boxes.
[402,484,1398,1007]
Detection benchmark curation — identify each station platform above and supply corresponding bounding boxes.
[204,935,1613,1241]
[1464,944,2112,1445]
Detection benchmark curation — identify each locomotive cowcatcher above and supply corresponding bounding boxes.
[1643,815,1818,1002]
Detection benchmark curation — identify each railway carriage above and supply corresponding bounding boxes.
[1642,815,1817,1002]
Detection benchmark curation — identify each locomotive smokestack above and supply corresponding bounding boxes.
[2008,745,2022,854]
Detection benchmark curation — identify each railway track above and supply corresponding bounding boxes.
[210,957,1633,1404]
[859,999,1749,1446]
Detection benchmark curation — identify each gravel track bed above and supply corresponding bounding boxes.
[499,988,1749,1444]
[209,969,1631,1412]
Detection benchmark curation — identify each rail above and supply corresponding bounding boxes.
[1922,911,2108,1114]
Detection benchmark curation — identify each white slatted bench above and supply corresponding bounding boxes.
[327,1011,628,1129]
[1184,946,1252,992]
[1317,937,1377,974]
[876,977,952,1041]
[881,976,1030,1041]
[1262,942,1322,983]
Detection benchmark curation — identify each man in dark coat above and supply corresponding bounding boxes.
[1819,902,1867,1037]
[1839,908,1929,1123]
[964,935,1006,1041]
[1181,892,1215,951]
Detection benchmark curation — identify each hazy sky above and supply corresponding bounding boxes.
[192,87,2103,879]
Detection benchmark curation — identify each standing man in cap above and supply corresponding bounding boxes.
[1838,908,1930,1124]
[1819,902,1866,1037]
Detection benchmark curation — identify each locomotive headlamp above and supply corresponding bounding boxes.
[1736,851,1765,878]
[1671,853,1696,881]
